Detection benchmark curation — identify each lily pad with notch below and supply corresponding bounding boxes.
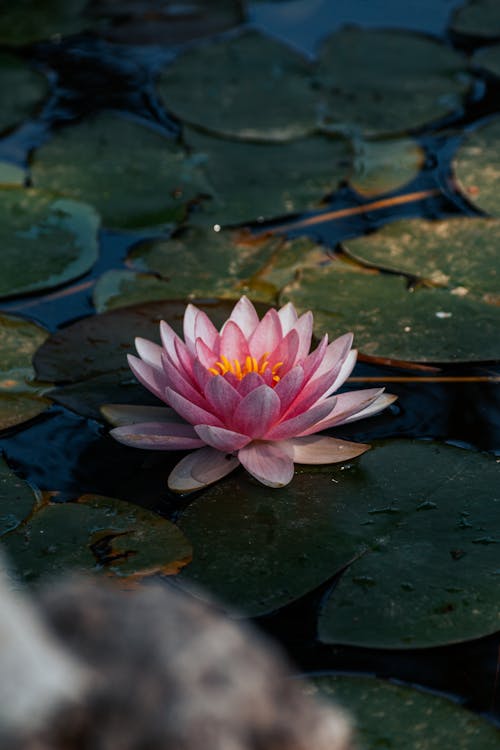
[31,112,210,229]
[0,190,100,300]
[306,674,500,749]
[2,493,192,584]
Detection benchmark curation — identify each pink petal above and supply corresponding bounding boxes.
[299,388,384,435]
[232,385,281,438]
[183,303,199,351]
[174,337,195,380]
[128,354,168,402]
[166,387,223,427]
[265,399,335,440]
[281,435,370,464]
[249,308,282,359]
[308,333,353,385]
[204,373,242,416]
[235,371,265,396]
[238,442,294,488]
[161,352,208,409]
[282,368,340,419]
[268,329,299,373]
[168,447,239,493]
[341,393,398,424]
[195,424,250,452]
[292,311,313,363]
[273,365,305,414]
[195,337,219,369]
[228,296,260,338]
[192,358,212,391]
[278,301,298,335]
[327,348,358,395]
[160,320,181,366]
[220,320,250,362]
[301,334,329,382]
[194,310,219,351]
[101,404,182,427]
[135,337,163,369]
[110,422,204,450]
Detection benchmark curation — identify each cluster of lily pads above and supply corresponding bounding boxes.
[1,0,500,745]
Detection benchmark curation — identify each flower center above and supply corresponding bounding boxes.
[208,352,283,383]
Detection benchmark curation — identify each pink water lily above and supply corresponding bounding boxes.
[106,297,396,491]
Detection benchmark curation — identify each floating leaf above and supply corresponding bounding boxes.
[350,138,425,196]
[343,217,500,303]
[281,260,500,362]
[0,53,48,134]
[90,0,243,45]
[2,494,192,583]
[184,127,351,225]
[93,270,176,313]
[318,441,500,648]
[450,0,500,38]
[34,299,267,383]
[317,29,469,136]
[157,30,319,141]
[307,675,500,749]
[0,190,100,299]
[0,314,51,431]
[178,440,500,648]
[0,456,39,536]
[472,43,500,78]
[0,161,26,187]
[31,112,210,229]
[0,0,89,45]
[454,118,500,216]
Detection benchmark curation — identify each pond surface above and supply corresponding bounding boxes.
[0,0,499,745]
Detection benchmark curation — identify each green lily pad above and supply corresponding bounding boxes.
[0,0,89,45]
[93,270,176,313]
[0,161,26,187]
[0,53,48,135]
[350,138,425,197]
[454,118,500,217]
[178,441,500,647]
[0,190,100,299]
[31,112,210,229]
[0,314,52,430]
[90,0,243,45]
[307,675,500,749]
[317,29,469,136]
[450,0,500,38]
[281,259,500,362]
[184,127,352,226]
[318,441,500,648]
[472,43,500,78]
[0,455,39,536]
[157,30,319,141]
[34,298,267,383]
[343,217,500,303]
[2,493,192,584]
[47,371,160,421]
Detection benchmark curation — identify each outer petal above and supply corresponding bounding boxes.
[264,399,335,441]
[127,354,168,402]
[168,447,239,493]
[166,387,223,428]
[160,320,181,366]
[299,388,384,435]
[307,332,353,383]
[161,353,208,409]
[281,435,370,464]
[135,337,163,369]
[101,404,182,427]
[238,442,294,488]
[232,385,281,438]
[183,303,199,351]
[228,296,259,338]
[301,334,328,382]
[291,311,313,363]
[340,393,398,425]
[282,367,341,420]
[277,301,298,335]
[273,365,304,414]
[110,422,204,450]
[327,348,357,395]
[195,425,250,452]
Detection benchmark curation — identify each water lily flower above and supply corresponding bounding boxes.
[106,297,396,492]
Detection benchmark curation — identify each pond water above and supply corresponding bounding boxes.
[0,0,500,745]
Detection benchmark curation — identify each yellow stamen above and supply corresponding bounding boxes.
[208,367,220,375]
[233,359,242,378]
[272,361,284,374]
[209,352,285,386]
